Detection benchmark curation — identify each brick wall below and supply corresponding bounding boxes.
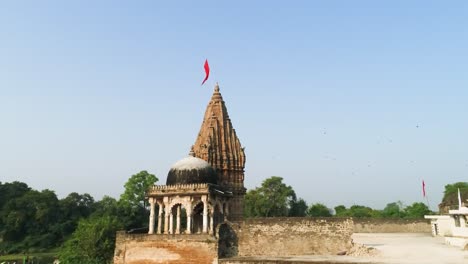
[113,232,218,264]
[232,217,353,257]
[353,218,431,233]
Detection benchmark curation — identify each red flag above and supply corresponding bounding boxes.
[422,180,426,197]
[201,59,210,85]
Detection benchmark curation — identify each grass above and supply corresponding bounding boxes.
[0,250,58,262]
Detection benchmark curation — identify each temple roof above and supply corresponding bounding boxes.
[166,150,217,185]
[192,83,245,173]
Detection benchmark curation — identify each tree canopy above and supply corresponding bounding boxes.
[307,203,332,217]
[119,170,158,209]
[244,176,297,217]
[439,182,468,212]
[404,202,431,218]
[0,170,158,262]
[289,198,308,217]
[59,216,122,264]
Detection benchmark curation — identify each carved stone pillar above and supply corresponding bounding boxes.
[202,201,208,233]
[209,211,214,234]
[164,206,170,234]
[169,211,174,234]
[148,198,155,234]
[157,203,163,234]
[176,205,181,234]
[186,205,192,234]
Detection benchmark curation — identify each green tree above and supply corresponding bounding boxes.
[289,198,308,217]
[0,181,31,236]
[440,182,468,212]
[244,176,296,217]
[348,205,380,218]
[382,202,405,218]
[244,189,262,217]
[59,216,122,264]
[307,203,332,217]
[404,202,431,219]
[118,171,158,230]
[1,189,61,252]
[0,181,31,209]
[334,205,348,217]
[119,170,158,209]
[92,196,119,217]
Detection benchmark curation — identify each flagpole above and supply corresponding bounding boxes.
[422,179,430,210]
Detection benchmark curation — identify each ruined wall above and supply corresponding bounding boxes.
[231,217,353,257]
[113,232,218,264]
[353,218,431,233]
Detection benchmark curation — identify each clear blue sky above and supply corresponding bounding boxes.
[1,1,467,210]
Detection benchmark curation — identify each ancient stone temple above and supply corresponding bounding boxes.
[192,83,246,221]
[146,83,246,235]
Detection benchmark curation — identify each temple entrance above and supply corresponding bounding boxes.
[193,202,204,234]
[170,203,187,234]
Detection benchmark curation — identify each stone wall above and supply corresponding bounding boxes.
[353,218,431,233]
[231,217,354,257]
[113,232,218,264]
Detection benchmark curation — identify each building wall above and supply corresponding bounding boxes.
[231,217,353,257]
[113,232,218,264]
[353,218,431,233]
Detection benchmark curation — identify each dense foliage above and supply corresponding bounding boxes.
[0,170,158,264]
[59,216,122,264]
[244,176,435,219]
[439,182,468,212]
[244,176,297,217]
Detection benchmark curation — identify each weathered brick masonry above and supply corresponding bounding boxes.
[113,232,218,264]
[233,218,354,257]
[353,218,431,233]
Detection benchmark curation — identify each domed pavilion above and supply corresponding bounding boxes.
[146,83,246,235]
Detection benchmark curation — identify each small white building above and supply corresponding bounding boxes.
[425,190,468,250]
[424,215,451,236]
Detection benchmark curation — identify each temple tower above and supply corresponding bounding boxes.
[192,83,246,221]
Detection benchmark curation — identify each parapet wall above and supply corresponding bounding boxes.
[232,217,354,257]
[353,218,431,233]
[113,232,218,264]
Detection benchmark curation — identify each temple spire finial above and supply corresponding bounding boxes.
[214,82,220,92]
[189,146,195,157]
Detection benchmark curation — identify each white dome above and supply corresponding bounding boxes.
[170,156,212,170]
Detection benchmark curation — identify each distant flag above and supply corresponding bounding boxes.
[201,59,210,85]
[422,180,426,197]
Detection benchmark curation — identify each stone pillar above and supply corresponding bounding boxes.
[202,201,208,233]
[157,203,163,234]
[169,211,174,234]
[164,206,170,234]
[176,205,181,234]
[209,211,214,234]
[186,206,192,234]
[148,198,155,234]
